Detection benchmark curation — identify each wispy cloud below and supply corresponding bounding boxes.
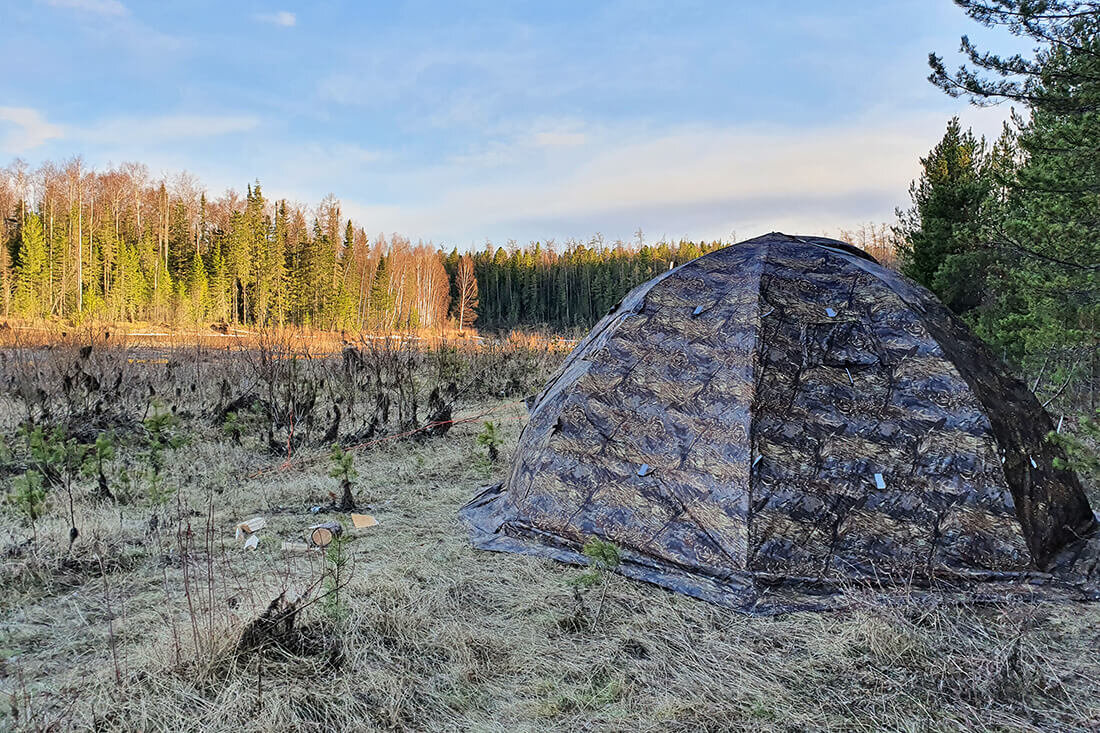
[532,130,587,148]
[0,107,65,153]
[41,0,127,15]
[256,10,296,27]
[80,114,259,146]
[332,107,1012,246]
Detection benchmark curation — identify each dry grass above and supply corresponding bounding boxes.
[1,350,1099,731]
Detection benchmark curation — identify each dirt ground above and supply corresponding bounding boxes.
[2,359,1099,731]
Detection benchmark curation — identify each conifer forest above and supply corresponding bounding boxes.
[0,166,737,333]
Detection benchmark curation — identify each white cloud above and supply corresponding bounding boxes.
[0,107,65,153]
[41,0,127,15]
[256,10,296,27]
[273,142,382,184]
[532,130,587,148]
[321,106,1014,246]
[81,114,260,146]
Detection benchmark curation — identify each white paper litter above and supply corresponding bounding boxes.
[234,516,266,540]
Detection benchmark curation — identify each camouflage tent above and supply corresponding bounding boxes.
[461,233,1100,613]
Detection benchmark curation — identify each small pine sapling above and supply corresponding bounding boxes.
[10,471,48,542]
[22,425,87,548]
[222,411,243,446]
[477,420,503,462]
[144,401,187,511]
[322,532,351,623]
[577,537,622,631]
[329,445,358,511]
[82,433,116,501]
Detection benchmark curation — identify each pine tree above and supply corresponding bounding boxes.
[113,241,147,322]
[226,211,251,323]
[270,200,290,326]
[186,250,210,324]
[894,117,991,314]
[369,254,394,330]
[209,241,229,324]
[13,212,48,318]
[929,0,1100,402]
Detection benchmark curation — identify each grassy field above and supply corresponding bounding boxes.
[1,337,1099,732]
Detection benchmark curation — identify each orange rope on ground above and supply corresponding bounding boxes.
[247,399,528,479]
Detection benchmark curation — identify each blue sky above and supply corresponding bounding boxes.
[2,0,1021,248]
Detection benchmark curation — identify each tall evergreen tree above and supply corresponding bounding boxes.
[369,254,394,330]
[13,212,48,318]
[186,250,210,324]
[929,0,1100,395]
[895,117,991,314]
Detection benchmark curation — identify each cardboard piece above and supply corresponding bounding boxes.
[351,513,379,529]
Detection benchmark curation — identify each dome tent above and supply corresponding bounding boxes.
[460,233,1100,613]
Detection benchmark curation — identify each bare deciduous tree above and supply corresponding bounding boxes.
[456,254,478,332]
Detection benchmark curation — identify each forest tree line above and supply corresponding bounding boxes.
[0,162,761,333]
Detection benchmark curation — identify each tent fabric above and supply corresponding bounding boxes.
[460,233,1100,613]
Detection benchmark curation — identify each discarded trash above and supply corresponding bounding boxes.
[825,307,837,318]
[692,305,705,317]
[235,516,266,540]
[309,505,322,514]
[1030,456,1038,468]
[243,534,259,551]
[309,521,344,548]
[752,454,763,468]
[281,541,311,553]
[637,463,652,477]
[873,473,886,490]
[845,368,854,386]
[351,513,378,529]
